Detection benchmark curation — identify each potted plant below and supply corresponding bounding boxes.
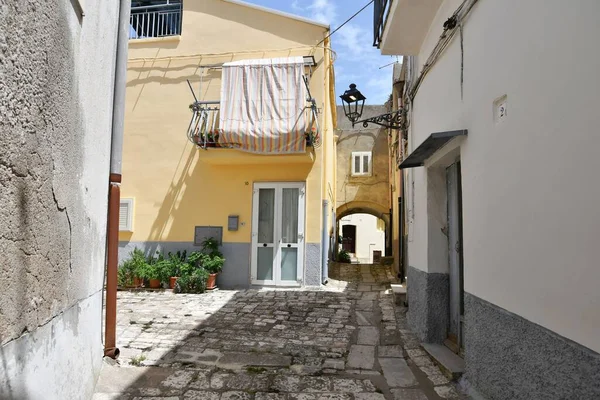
[201,254,224,290]
[174,267,209,294]
[135,261,162,289]
[199,237,225,290]
[119,248,147,288]
[166,250,187,289]
[117,258,137,288]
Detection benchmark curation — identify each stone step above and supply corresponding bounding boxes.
[390,284,407,306]
[421,343,465,380]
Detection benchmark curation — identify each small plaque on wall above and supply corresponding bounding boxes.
[194,226,223,246]
[228,215,239,231]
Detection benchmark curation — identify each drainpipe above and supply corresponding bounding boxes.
[322,200,330,284]
[104,0,130,359]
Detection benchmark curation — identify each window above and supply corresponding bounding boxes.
[351,151,372,176]
[119,199,134,231]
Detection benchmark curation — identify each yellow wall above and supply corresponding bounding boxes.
[121,0,334,245]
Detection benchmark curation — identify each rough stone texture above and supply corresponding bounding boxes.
[335,105,390,223]
[0,1,118,399]
[94,270,458,399]
[379,358,418,388]
[406,266,449,343]
[119,241,251,288]
[304,243,322,286]
[464,292,600,400]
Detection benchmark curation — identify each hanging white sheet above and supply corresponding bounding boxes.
[218,57,309,154]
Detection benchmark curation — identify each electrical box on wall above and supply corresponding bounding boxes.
[228,215,239,231]
[194,226,223,246]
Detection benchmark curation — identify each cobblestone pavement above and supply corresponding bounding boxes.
[94,267,463,400]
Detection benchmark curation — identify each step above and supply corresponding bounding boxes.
[390,284,406,305]
[421,343,465,380]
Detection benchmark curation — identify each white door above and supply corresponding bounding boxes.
[251,182,305,286]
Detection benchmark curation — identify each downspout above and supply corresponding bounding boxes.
[104,0,130,359]
[322,200,330,284]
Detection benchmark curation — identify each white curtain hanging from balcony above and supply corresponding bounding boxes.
[218,57,309,154]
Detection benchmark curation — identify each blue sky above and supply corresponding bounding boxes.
[244,0,398,105]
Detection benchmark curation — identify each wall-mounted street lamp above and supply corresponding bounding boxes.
[340,83,406,130]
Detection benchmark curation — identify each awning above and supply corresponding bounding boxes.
[399,130,467,169]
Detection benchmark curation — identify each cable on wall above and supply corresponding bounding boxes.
[405,0,480,103]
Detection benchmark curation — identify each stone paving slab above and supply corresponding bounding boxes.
[95,266,466,399]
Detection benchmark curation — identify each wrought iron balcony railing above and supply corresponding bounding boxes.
[130,1,182,40]
[373,0,392,48]
[187,101,317,150]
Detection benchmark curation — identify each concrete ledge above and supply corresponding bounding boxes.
[422,343,465,380]
[390,284,406,305]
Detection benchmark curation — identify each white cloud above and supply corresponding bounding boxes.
[307,0,336,24]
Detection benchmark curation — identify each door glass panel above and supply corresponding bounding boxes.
[257,247,273,281]
[281,247,297,281]
[281,188,299,243]
[258,188,275,243]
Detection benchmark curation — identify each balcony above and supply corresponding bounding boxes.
[373,0,443,55]
[129,1,182,40]
[187,102,317,165]
[373,0,393,48]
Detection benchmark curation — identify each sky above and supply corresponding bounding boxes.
[243,0,398,105]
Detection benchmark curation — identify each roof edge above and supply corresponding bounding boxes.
[221,0,330,30]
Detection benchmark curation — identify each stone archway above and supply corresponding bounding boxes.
[335,201,391,263]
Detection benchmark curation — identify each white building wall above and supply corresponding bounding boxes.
[340,214,385,263]
[0,1,120,399]
[407,0,600,354]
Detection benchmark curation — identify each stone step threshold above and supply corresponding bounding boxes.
[390,284,406,306]
[422,343,465,380]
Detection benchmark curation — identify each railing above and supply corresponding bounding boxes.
[187,101,316,150]
[373,0,392,48]
[129,2,182,40]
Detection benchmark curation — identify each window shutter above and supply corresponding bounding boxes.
[119,199,133,231]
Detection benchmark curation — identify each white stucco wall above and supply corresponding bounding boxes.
[0,1,119,398]
[340,214,385,263]
[406,0,600,353]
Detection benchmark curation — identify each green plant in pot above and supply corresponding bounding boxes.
[338,249,352,264]
[135,261,163,289]
[174,267,209,294]
[200,237,225,290]
[118,248,147,288]
[166,250,188,289]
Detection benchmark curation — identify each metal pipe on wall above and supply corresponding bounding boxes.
[322,200,330,284]
[104,0,131,359]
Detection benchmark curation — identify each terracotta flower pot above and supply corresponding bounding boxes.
[169,276,179,289]
[207,273,218,290]
[148,279,161,289]
[133,277,144,288]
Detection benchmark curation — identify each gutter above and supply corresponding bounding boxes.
[104,0,130,359]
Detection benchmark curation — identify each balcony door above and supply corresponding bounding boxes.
[251,183,305,286]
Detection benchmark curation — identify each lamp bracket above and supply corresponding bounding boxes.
[352,108,407,130]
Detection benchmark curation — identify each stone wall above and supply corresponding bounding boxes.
[0,1,119,398]
[335,105,390,217]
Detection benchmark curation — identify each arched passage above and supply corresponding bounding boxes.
[335,201,391,264]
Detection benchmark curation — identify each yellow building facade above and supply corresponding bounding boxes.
[119,0,337,288]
